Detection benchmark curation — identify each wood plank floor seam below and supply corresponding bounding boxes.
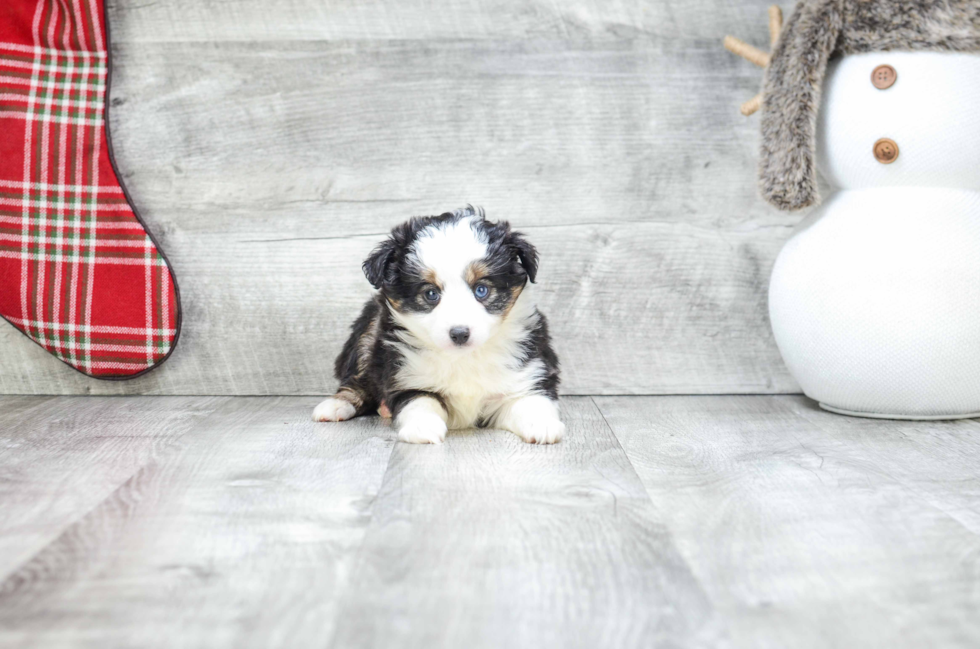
[3,395,979,647]
[0,396,229,582]
[327,397,721,648]
[790,400,980,540]
[594,394,980,648]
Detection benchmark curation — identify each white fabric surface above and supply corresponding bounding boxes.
[816,52,980,192]
[770,188,980,417]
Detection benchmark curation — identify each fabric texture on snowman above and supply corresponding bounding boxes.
[760,0,980,211]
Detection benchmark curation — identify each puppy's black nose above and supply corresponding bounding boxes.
[449,326,470,346]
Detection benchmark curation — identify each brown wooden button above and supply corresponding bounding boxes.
[871,64,897,89]
[873,138,899,164]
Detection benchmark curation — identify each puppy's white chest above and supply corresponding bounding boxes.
[441,369,509,427]
[395,346,542,429]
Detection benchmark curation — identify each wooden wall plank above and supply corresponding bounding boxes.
[107,0,789,43]
[329,397,722,648]
[103,38,779,237]
[595,395,980,648]
[0,221,795,395]
[0,2,799,395]
[0,397,395,648]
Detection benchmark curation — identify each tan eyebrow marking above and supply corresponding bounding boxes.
[465,261,489,286]
[421,268,443,290]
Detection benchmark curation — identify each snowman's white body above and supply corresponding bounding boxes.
[768,52,980,418]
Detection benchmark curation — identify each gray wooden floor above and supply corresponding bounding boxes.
[1,395,977,648]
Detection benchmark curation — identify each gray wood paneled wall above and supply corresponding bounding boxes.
[0,0,803,395]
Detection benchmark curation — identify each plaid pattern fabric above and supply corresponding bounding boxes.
[0,0,179,378]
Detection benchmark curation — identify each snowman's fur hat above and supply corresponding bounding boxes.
[760,0,980,211]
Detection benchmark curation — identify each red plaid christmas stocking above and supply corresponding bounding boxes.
[0,0,180,378]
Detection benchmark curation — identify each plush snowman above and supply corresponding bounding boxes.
[728,0,980,419]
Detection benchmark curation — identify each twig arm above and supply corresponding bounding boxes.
[723,7,783,116]
[741,94,762,116]
[768,6,783,46]
[723,36,770,68]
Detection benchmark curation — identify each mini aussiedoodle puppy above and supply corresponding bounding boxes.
[313,206,563,445]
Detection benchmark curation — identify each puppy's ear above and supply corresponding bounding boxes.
[362,238,397,289]
[363,217,430,289]
[507,231,539,284]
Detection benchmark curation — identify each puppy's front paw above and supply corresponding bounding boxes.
[313,397,356,422]
[397,412,447,445]
[497,395,564,444]
[513,417,565,445]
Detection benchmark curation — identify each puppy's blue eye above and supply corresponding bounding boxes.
[474,284,489,300]
[423,288,440,303]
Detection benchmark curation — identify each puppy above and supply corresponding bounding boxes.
[313,206,563,445]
